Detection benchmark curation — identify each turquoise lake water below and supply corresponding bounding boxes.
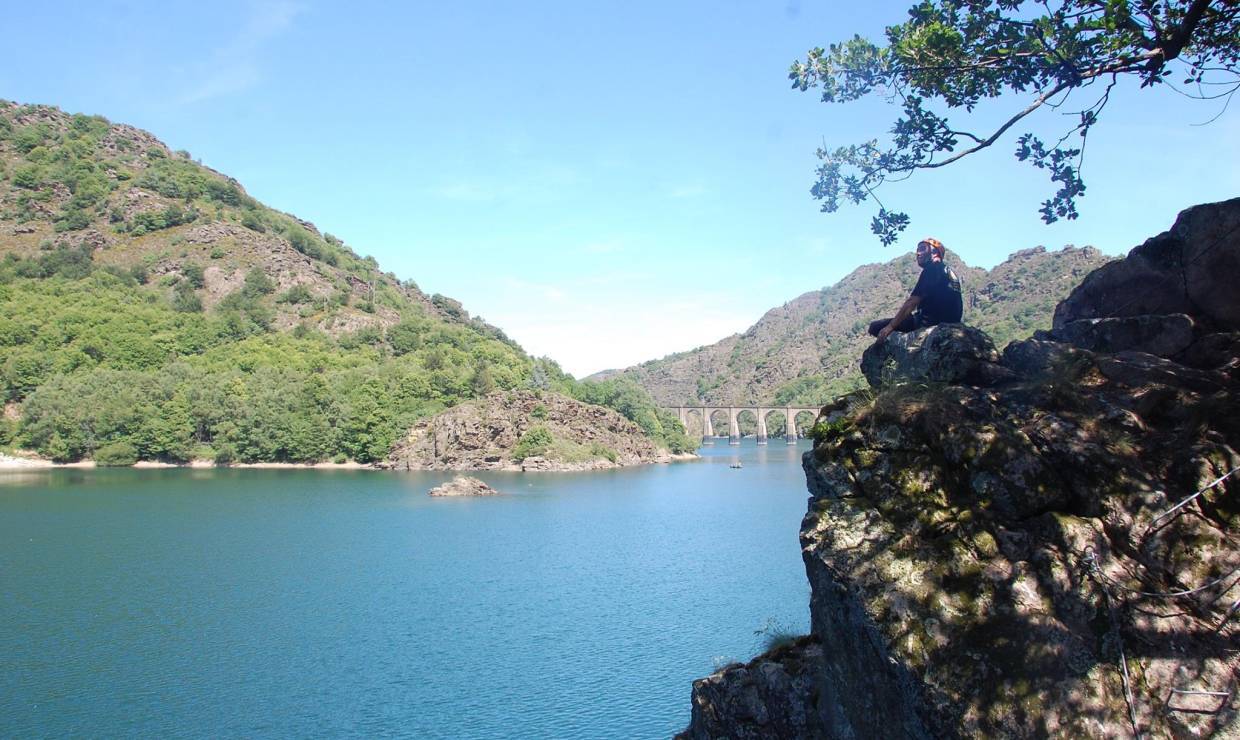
[0,440,813,738]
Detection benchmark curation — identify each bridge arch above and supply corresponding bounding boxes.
[763,409,789,438]
[698,408,728,444]
[679,407,709,438]
[792,409,818,437]
[736,409,759,440]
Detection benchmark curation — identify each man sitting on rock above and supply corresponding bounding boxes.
[869,237,964,342]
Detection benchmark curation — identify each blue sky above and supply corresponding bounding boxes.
[3,1,1237,376]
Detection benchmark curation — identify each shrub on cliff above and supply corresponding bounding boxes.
[512,426,554,461]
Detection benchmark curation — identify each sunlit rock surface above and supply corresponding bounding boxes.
[860,323,1011,390]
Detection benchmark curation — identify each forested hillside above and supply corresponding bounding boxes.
[0,101,690,463]
[593,246,1112,409]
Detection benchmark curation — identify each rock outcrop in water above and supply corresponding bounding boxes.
[385,390,674,471]
[428,476,501,497]
[681,198,1240,738]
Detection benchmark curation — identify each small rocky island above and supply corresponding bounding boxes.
[384,390,678,471]
[428,476,501,497]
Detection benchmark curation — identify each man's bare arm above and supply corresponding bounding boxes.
[877,295,921,341]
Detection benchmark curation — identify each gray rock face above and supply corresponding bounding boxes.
[677,638,826,740]
[428,476,500,497]
[1056,313,1195,357]
[860,323,1006,389]
[1054,197,1240,332]
[1001,337,1094,378]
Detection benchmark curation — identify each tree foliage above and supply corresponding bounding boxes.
[791,0,1240,244]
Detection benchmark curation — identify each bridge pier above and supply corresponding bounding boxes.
[785,406,797,444]
[702,408,714,445]
[728,407,740,445]
[756,407,768,445]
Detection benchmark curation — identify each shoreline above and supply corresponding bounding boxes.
[1,452,700,472]
[0,453,372,471]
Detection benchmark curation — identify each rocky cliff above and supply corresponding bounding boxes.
[385,390,676,471]
[680,198,1240,738]
[594,246,1111,411]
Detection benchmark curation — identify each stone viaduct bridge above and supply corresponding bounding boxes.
[663,406,822,445]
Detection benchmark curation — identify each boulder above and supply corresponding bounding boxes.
[1054,197,1240,332]
[677,638,824,740]
[1056,313,1195,357]
[860,323,1008,389]
[1001,337,1094,378]
[427,476,500,497]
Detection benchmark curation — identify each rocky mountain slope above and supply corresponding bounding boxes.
[594,246,1111,408]
[386,390,674,471]
[679,198,1240,738]
[0,101,686,464]
[0,100,501,339]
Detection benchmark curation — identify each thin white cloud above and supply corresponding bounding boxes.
[798,235,831,255]
[500,277,568,304]
[430,182,497,201]
[583,242,623,254]
[178,0,302,104]
[427,164,581,203]
[667,183,707,199]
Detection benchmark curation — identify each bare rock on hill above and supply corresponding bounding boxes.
[428,476,500,497]
[386,390,672,471]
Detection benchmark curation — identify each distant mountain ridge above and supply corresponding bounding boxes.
[591,246,1113,407]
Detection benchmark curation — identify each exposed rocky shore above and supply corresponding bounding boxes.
[384,390,679,471]
[680,198,1240,738]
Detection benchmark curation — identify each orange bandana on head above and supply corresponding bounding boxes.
[918,237,945,260]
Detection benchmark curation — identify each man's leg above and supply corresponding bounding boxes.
[868,316,919,337]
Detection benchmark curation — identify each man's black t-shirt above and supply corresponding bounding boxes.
[910,261,963,325]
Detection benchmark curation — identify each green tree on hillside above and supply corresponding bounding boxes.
[792,1,1240,244]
